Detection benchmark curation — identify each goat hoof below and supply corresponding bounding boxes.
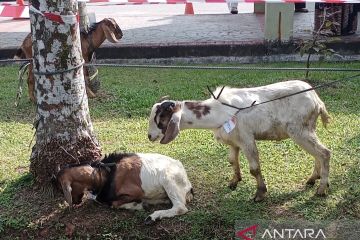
[228,182,238,191]
[306,179,316,186]
[144,216,156,225]
[315,191,327,197]
[253,195,265,202]
[253,187,267,202]
[306,175,320,186]
[316,186,328,197]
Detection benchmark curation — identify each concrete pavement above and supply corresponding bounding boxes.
[1,3,360,61]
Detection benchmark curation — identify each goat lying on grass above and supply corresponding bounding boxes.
[148,80,331,202]
[55,152,193,224]
[14,18,122,102]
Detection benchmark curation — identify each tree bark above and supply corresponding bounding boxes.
[29,0,101,185]
[78,1,90,33]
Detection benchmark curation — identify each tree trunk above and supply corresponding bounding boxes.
[78,1,90,33]
[29,0,101,185]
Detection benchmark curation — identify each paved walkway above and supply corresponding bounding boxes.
[0,3,359,60]
[0,4,313,47]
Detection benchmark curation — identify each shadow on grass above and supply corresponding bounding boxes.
[285,133,360,220]
[215,133,359,226]
[0,138,358,239]
[0,174,33,233]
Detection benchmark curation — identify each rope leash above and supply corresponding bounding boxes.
[33,60,84,75]
[15,62,31,107]
[0,59,32,63]
[2,57,359,112]
[207,73,360,115]
[88,68,99,81]
[85,63,360,72]
[2,58,360,72]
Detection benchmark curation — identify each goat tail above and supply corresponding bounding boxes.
[320,104,331,129]
[14,48,25,59]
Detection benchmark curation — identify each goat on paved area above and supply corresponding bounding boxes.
[14,18,122,102]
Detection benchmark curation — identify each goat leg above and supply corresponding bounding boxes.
[86,85,96,98]
[306,159,321,186]
[288,130,330,196]
[111,194,143,209]
[145,180,189,224]
[228,146,242,190]
[241,139,267,202]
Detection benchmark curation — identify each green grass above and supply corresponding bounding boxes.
[0,62,359,239]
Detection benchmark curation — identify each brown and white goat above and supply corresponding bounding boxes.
[55,153,193,224]
[14,18,122,102]
[148,80,331,202]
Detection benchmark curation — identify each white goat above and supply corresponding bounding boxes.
[56,153,193,224]
[148,80,331,201]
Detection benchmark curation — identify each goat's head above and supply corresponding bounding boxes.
[55,164,99,207]
[102,18,123,43]
[148,100,182,144]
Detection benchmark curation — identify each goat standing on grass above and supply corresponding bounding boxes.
[148,80,331,202]
[14,18,122,102]
[55,153,193,224]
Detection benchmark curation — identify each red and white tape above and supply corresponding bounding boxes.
[0,4,80,20]
[29,5,79,24]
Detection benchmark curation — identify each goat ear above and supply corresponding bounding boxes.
[160,109,182,144]
[103,25,119,43]
[108,18,119,28]
[61,183,73,208]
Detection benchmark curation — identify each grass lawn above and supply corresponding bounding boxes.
[0,62,359,239]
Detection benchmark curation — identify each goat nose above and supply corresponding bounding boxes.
[148,134,152,140]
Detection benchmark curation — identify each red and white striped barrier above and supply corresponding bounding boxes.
[1,0,359,18]
[83,0,360,4]
[0,4,29,18]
